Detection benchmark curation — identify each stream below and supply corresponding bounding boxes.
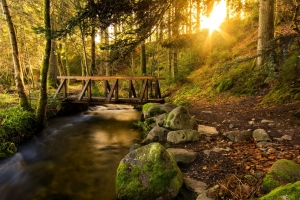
[0,105,142,200]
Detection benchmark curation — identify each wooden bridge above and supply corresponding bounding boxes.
[53,76,165,105]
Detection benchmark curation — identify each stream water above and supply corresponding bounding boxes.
[0,105,142,200]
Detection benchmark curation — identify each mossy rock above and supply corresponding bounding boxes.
[261,181,300,200]
[261,159,300,193]
[116,142,183,200]
[142,103,166,119]
[164,106,196,130]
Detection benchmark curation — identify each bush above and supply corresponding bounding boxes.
[0,107,36,158]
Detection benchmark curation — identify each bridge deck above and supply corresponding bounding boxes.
[54,76,165,105]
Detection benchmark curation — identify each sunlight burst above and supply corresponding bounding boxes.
[201,0,227,34]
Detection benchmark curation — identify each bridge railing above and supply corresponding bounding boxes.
[53,76,164,104]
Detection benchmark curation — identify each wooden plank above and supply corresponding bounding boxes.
[128,80,137,98]
[54,79,67,98]
[107,79,118,102]
[140,79,148,102]
[78,79,91,100]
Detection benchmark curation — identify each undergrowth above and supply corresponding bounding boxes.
[0,107,36,158]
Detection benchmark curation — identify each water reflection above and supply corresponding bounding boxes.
[0,105,141,200]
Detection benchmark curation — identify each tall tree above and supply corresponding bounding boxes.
[257,0,274,67]
[1,0,31,110]
[36,0,51,129]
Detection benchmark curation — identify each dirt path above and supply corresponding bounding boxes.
[175,96,300,199]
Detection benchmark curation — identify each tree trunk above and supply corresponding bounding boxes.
[48,40,59,88]
[196,0,201,33]
[257,0,274,67]
[105,27,110,76]
[1,0,30,110]
[141,42,147,75]
[36,0,51,129]
[90,25,96,75]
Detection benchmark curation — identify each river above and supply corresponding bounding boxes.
[0,105,142,200]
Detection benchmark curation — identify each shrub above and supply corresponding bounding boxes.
[0,106,36,158]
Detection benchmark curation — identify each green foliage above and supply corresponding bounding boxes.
[215,78,234,93]
[0,107,36,158]
[142,103,154,113]
[46,98,63,118]
[206,49,232,66]
[132,121,151,138]
[262,83,292,104]
[261,181,300,200]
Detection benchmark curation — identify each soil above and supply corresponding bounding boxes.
[173,95,300,199]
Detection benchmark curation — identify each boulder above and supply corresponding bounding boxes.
[261,181,300,200]
[164,106,197,130]
[154,113,166,127]
[253,129,272,142]
[143,103,176,119]
[142,126,170,144]
[198,125,218,136]
[116,143,183,200]
[261,159,300,193]
[167,148,197,164]
[225,130,252,142]
[167,129,200,144]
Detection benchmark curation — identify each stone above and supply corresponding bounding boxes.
[248,121,255,125]
[164,106,197,130]
[261,159,300,194]
[167,129,200,144]
[261,119,275,124]
[202,111,212,114]
[196,193,214,200]
[281,135,292,141]
[142,103,173,119]
[182,174,207,194]
[203,147,230,156]
[198,125,218,136]
[167,148,197,164]
[116,143,183,200]
[225,130,253,142]
[154,113,166,126]
[142,126,170,144]
[129,143,141,152]
[260,181,300,200]
[253,129,272,142]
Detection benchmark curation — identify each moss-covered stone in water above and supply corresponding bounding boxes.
[142,103,154,113]
[149,106,165,117]
[261,181,300,200]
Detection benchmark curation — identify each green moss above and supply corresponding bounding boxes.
[261,181,300,200]
[149,106,165,117]
[262,159,300,193]
[169,114,175,120]
[116,143,182,199]
[262,173,282,192]
[145,118,155,125]
[142,103,154,113]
